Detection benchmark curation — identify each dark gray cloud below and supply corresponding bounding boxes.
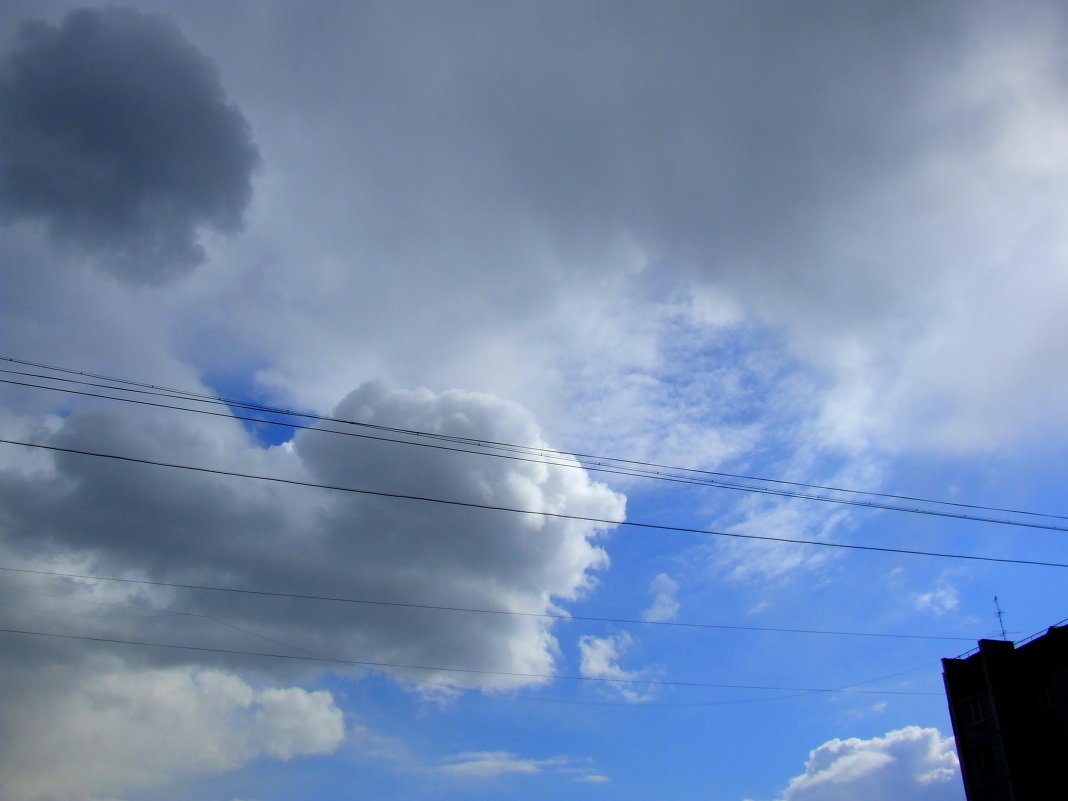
[0,6,258,282]
[232,2,967,300]
[167,0,1068,450]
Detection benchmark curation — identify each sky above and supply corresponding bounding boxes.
[1,2,1067,800]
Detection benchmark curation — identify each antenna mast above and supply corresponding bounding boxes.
[995,595,1008,640]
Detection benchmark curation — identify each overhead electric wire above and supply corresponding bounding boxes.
[0,627,940,696]
[0,582,945,707]
[5,370,1068,535]
[0,565,976,642]
[3,602,340,658]
[6,358,1062,520]
[4,355,1065,525]
[0,357,982,711]
[3,437,1067,569]
[0,585,339,661]
[0,596,811,708]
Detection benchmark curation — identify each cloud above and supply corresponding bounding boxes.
[255,685,346,759]
[0,381,624,693]
[709,501,847,584]
[642,572,680,622]
[201,1,1068,456]
[0,659,344,801]
[439,751,566,778]
[578,632,653,702]
[5,2,1063,466]
[578,773,610,784]
[438,750,604,782]
[0,7,257,282]
[759,726,962,801]
[347,729,604,782]
[913,587,961,617]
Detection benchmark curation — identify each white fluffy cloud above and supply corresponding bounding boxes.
[0,660,344,801]
[759,726,962,801]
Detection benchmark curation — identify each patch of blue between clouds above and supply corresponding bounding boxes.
[201,367,300,448]
[657,318,803,429]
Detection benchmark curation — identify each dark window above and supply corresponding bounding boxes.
[972,740,998,778]
[967,696,988,725]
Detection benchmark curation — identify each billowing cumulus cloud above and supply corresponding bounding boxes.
[758,726,962,801]
[0,381,623,691]
[0,659,344,801]
[0,7,257,282]
[0,381,622,796]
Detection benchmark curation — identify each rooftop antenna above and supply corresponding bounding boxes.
[994,595,1008,640]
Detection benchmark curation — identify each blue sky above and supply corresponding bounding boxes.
[2,2,1067,800]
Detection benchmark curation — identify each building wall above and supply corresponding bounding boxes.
[942,626,1068,801]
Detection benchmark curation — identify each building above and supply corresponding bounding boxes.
[942,625,1068,800]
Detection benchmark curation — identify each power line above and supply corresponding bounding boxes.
[4,355,1064,525]
[3,437,1067,569]
[0,592,782,709]
[0,584,941,708]
[5,370,1068,534]
[10,359,1066,520]
[0,584,340,661]
[0,565,976,642]
[0,627,940,695]
[0,583,945,708]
